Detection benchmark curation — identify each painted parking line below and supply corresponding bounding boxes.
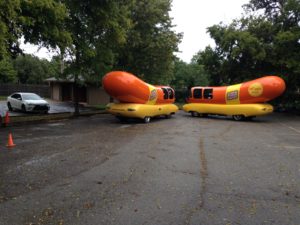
[267,144,300,149]
[279,122,300,134]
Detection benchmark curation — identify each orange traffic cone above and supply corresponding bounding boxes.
[4,111,10,127]
[6,133,16,148]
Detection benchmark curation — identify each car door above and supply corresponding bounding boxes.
[11,94,22,110]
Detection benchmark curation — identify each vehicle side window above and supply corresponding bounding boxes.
[193,88,202,99]
[162,88,168,99]
[11,94,22,100]
[168,88,174,99]
[204,88,213,99]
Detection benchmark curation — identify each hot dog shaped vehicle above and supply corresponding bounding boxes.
[102,71,178,123]
[183,76,286,121]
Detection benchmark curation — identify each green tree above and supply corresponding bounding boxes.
[0,0,71,60]
[61,0,133,114]
[13,54,58,84]
[245,0,300,109]
[0,0,21,59]
[116,0,182,84]
[197,0,300,93]
[194,0,300,110]
[170,58,209,102]
[0,0,71,86]
[171,58,209,89]
[0,58,17,83]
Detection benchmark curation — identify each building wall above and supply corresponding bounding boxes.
[51,83,61,101]
[87,87,110,105]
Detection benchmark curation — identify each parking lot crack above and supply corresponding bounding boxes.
[185,137,208,225]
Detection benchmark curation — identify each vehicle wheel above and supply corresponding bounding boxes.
[199,113,208,117]
[232,115,245,121]
[21,104,26,112]
[191,111,199,117]
[245,116,255,121]
[165,114,171,119]
[44,110,49,114]
[116,116,127,122]
[144,116,151,123]
[7,102,13,111]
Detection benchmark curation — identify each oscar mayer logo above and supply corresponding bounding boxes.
[248,83,263,97]
[149,89,157,101]
[227,90,238,100]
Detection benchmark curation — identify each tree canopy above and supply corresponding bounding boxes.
[0,0,71,60]
[195,0,300,109]
[115,0,182,84]
[0,0,181,85]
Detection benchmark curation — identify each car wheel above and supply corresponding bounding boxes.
[7,102,13,111]
[144,116,151,123]
[21,104,26,112]
[232,115,245,121]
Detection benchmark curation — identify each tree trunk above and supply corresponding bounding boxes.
[73,75,80,116]
[73,50,80,116]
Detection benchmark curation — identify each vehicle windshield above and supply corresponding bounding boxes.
[22,93,43,100]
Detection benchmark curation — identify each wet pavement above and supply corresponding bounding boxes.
[0,111,299,225]
[0,100,90,117]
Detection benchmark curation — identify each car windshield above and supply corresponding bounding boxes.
[22,93,43,100]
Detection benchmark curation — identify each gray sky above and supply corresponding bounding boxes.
[170,0,249,63]
[22,0,249,62]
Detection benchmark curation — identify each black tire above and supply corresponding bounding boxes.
[232,115,245,121]
[21,104,26,112]
[191,111,199,117]
[116,116,127,122]
[7,102,13,111]
[144,116,151,123]
[165,114,171,119]
[199,113,208,118]
[245,116,255,121]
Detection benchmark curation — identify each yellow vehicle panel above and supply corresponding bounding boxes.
[106,103,179,119]
[183,103,273,117]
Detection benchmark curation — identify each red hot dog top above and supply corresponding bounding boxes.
[186,76,286,104]
[102,71,175,104]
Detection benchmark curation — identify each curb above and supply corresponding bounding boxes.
[1,110,107,127]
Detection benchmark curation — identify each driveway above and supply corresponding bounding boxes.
[0,111,299,224]
[0,99,90,117]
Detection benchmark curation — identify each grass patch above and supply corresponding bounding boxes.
[0,96,7,101]
[91,104,107,110]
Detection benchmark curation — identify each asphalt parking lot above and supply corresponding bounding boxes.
[0,111,299,225]
[0,100,90,117]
